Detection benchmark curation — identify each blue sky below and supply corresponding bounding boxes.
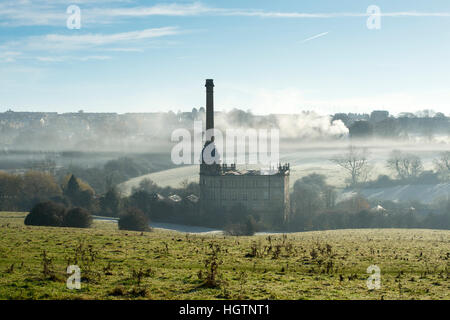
[1,0,450,115]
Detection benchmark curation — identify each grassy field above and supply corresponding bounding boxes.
[0,212,449,300]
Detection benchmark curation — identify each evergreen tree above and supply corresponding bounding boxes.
[100,188,121,217]
[64,174,81,200]
[63,174,94,209]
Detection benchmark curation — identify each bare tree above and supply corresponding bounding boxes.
[387,150,423,180]
[434,151,450,181]
[134,178,158,193]
[331,146,370,187]
[179,179,189,190]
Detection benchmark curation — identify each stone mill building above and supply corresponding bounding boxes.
[199,79,290,223]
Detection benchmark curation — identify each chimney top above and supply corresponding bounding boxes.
[205,79,214,87]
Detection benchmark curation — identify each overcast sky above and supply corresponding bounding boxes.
[1,0,450,115]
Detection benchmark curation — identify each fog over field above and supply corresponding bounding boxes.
[2,108,450,204]
[119,139,450,198]
[0,110,349,153]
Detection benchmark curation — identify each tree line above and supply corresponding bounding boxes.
[332,147,450,187]
[289,173,450,232]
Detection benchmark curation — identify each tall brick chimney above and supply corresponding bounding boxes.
[201,79,220,174]
[205,79,214,133]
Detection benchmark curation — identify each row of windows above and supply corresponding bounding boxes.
[204,190,283,201]
[201,178,283,188]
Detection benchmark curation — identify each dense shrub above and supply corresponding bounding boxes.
[63,207,92,228]
[24,201,66,227]
[224,216,258,236]
[118,207,150,232]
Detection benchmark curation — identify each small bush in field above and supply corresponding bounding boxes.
[200,243,223,288]
[63,207,93,228]
[24,201,66,227]
[224,216,258,236]
[118,207,150,232]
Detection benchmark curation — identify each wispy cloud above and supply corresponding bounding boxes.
[36,56,65,62]
[104,48,144,53]
[91,3,450,20]
[0,1,63,27]
[0,51,22,62]
[41,27,181,49]
[301,32,329,43]
[223,11,450,18]
[0,0,139,26]
[1,2,450,27]
[2,27,181,51]
[36,55,112,62]
[0,27,181,63]
[95,2,213,17]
